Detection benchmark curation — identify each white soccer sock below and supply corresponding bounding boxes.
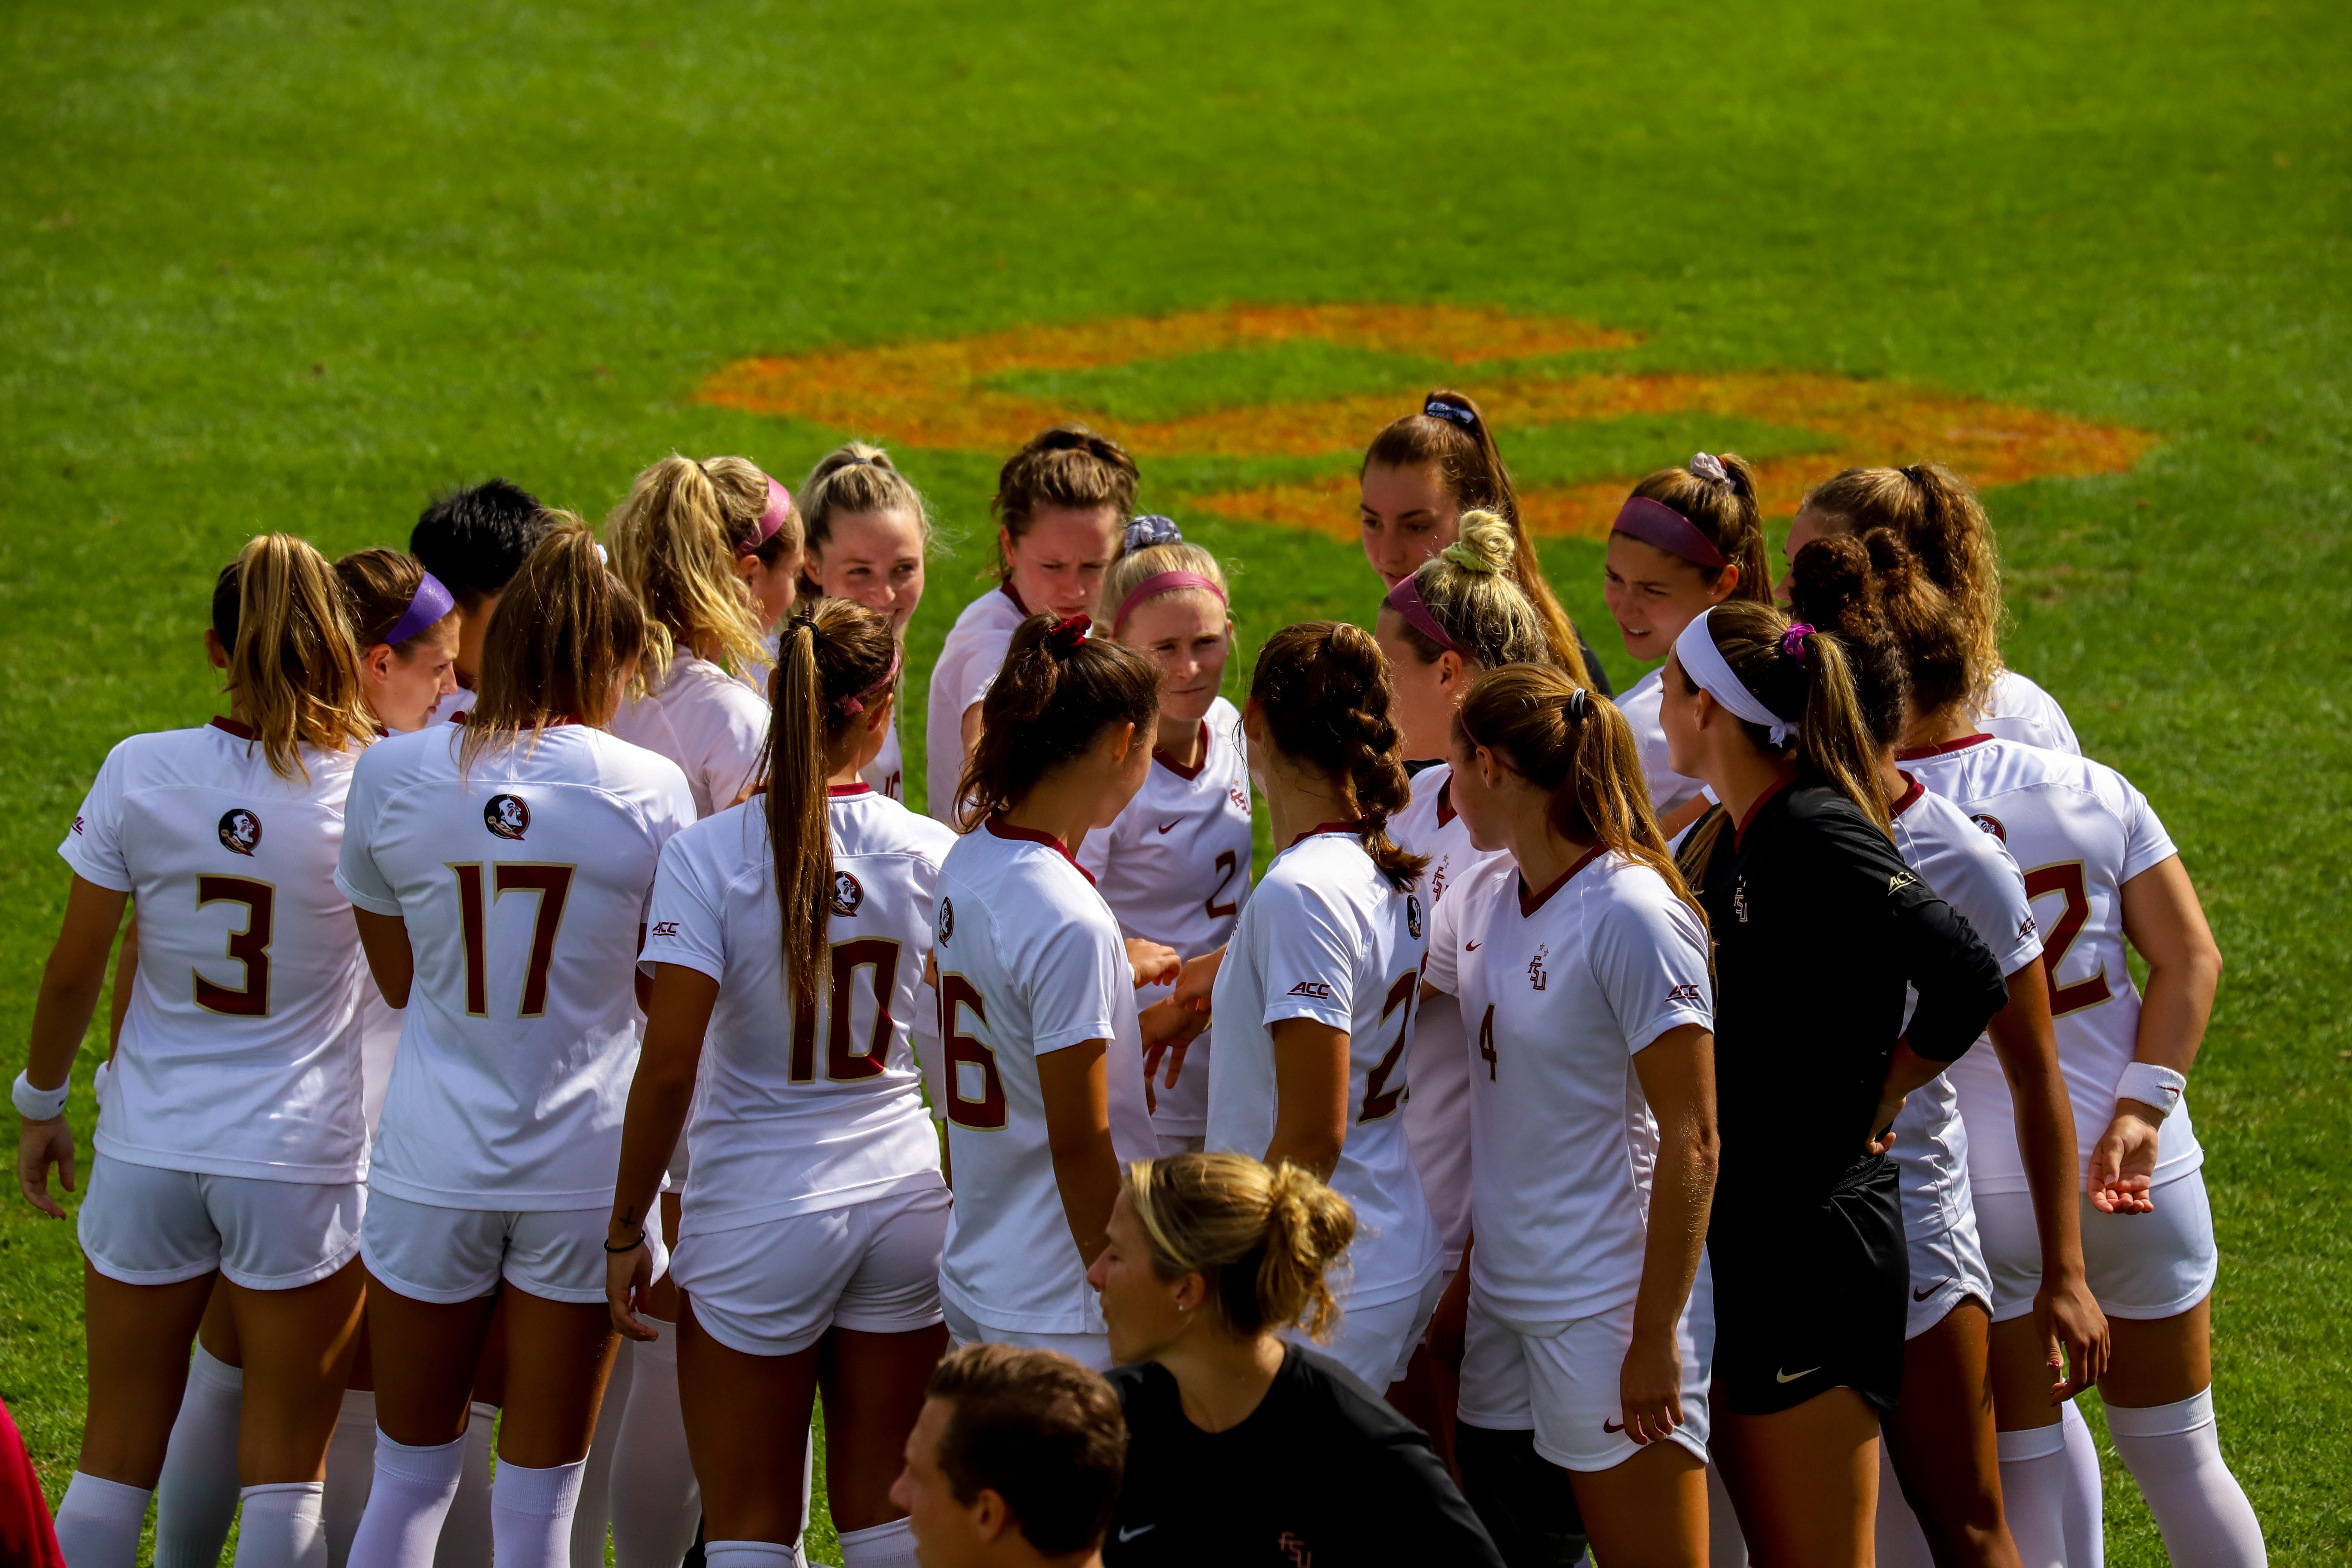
[570,1337,632,1568]
[703,1542,804,1568]
[1995,1422,2068,1568]
[323,1389,378,1568]
[432,1404,498,1568]
[2104,1389,2267,1567]
[1872,1439,1936,1568]
[155,1345,245,1568]
[609,1324,701,1568]
[346,1431,466,1568]
[838,1516,919,1567]
[234,1481,329,1568]
[2059,1398,2106,1568]
[490,1457,587,1568]
[52,1472,152,1568]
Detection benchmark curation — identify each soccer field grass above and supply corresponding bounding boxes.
[3,0,2346,1560]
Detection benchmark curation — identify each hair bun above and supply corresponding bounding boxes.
[1443,510,1513,576]
[1124,514,1183,553]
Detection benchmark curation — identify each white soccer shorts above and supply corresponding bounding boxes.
[940,1298,1112,1374]
[79,1153,364,1291]
[360,1190,609,1305]
[1975,1168,2219,1323]
[672,1185,949,1358]
[1902,1182,1995,1339]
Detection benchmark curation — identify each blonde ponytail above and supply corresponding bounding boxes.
[605,454,772,686]
[1124,1153,1356,1340]
[461,518,649,775]
[210,535,371,779]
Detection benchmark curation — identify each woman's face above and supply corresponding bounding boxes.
[1118,592,1231,731]
[1360,462,1459,589]
[1657,651,1706,779]
[1444,726,1508,854]
[1087,1191,1200,1366]
[363,622,460,733]
[1603,533,1736,666]
[808,508,926,638]
[1374,608,1473,762]
[1003,504,1122,621]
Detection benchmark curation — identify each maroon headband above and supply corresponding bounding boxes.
[1383,571,1460,654]
[1610,496,1726,569]
[737,476,791,558]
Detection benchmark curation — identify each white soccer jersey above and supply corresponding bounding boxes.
[1886,775,2045,1248]
[640,785,950,1236]
[924,585,1031,824]
[336,722,695,1208]
[59,719,369,1184]
[933,820,1155,1333]
[1975,669,2082,756]
[859,714,906,803]
[1205,827,1437,1308]
[1386,764,1499,1272]
[609,654,771,818]
[1078,698,1253,1137]
[1903,734,2197,1194]
[1453,848,1713,1325]
[1615,668,1708,819]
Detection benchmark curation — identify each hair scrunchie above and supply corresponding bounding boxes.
[1124,514,1183,553]
[1781,622,1815,665]
[1438,537,1500,574]
[1689,452,1732,488]
[1424,395,1479,431]
[1046,615,1092,654]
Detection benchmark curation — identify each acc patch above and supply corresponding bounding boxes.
[1406,893,1424,940]
[1971,813,2007,842]
[485,794,530,841]
[938,896,954,945]
[831,870,865,917]
[217,809,263,856]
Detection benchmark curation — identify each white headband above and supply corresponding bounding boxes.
[1674,608,1797,747]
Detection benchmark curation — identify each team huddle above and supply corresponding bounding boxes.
[14,396,2266,1568]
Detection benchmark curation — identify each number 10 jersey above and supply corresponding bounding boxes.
[337,722,695,1209]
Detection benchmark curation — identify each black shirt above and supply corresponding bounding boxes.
[1105,1345,1505,1568]
[1696,779,2010,1219]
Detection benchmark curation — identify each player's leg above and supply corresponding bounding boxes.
[1453,1293,1588,1568]
[55,1261,216,1566]
[1571,1443,1707,1568]
[155,1280,245,1568]
[677,1300,821,1546]
[1881,1301,2020,1568]
[1712,1389,1880,1568]
[1544,1293,1711,1568]
[612,1190,698,1566]
[1977,1190,2075,1568]
[224,1254,368,1568]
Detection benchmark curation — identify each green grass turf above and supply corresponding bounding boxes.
[4,0,2348,1560]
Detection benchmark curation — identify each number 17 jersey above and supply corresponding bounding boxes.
[337,723,695,1209]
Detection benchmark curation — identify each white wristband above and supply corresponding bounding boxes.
[12,1070,70,1122]
[2115,1061,2187,1120]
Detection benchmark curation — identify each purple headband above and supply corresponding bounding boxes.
[1113,570,1227,633]
[381,571,457,648]
[1383,571,1460,654]
[1610,496,1726,570]
[738,476,792,558]
[838,648,901,715]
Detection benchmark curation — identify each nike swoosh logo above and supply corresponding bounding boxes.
[1117,1524,1157,1541]
[1914,1279,1949,1302]
[1156,821,1179,834]
[1603,1419,1625,1433]
[1775,1366,1822,1383]
[1464,940,1481,950]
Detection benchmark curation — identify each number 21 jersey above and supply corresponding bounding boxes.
[337,723,695,1208]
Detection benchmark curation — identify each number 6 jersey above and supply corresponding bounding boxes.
[60,718,368,1183]
[336,722,695,1209]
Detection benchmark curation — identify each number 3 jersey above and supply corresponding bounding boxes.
[1900,734,2199,1193]
[60,718,368,1184]
[1206,827,1437,1310]
[336,722,695,1209]
[639,784,952,1237]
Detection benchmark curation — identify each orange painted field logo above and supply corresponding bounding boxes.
[703,305,2149,539]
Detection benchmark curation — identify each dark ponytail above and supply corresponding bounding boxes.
[955,616,1161,831]
[1801,461,2003,708]
[1785,535,1909,754]
[1248,622,1428,890]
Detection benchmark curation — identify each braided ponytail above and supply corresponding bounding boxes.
[1248,622,1427,890]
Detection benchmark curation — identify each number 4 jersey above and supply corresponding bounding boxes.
[60,718,368,1183]
[1901,733,2200,1193]
[337,722,695,1209]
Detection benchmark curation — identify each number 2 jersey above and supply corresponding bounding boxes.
[640,784,951,1236]
[60,718,369,1183]
[1205,827,1437,1310]
[336,722,695,1209]
[1900,733,2200,1193]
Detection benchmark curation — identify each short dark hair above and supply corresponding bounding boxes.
[410,478,548,606]
[926,1344,1125,1556]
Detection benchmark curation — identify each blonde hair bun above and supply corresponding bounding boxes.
[1440,509,1514,575]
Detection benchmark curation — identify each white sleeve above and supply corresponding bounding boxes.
[333,753,404,916]
[2114,774,2179,884]
[57,742,133,893]
[1946,840,2044,975]
[1015,916,1123,1057]
[1424,876,1467,997]
[639,836,726,982]
[686,679,770,815]
[1255,882,1359,1032]
[1589,883,1714,1054]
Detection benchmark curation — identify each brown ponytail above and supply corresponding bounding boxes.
[462,518,649,775]
[1124,1153,1357,1341]
[1801,462,2003,708]
[1247,622,1428,890]
[762,597,898,997]
[1362,389,1593,685]
[955,616,1161,831]
[1453,665,1705,929]
[1625,453,1775,608]
[207,536,372,779]
[1674,600,1891,836]
[991,427,1141,584]
[1784,536,1910,754]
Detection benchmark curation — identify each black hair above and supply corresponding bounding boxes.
[410,478,548,607]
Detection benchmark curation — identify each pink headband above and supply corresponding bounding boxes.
[838,648,901,715]
[1112,570,1227,633]
[1383,571,1459,654]
[738,476,792,558]
[1610,496,1726,569]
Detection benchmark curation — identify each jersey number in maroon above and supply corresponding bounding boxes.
[1357,969,1420,1123]
[449,862,577,1018]
[790,938,903,1083]
[938,974,1008,1129]
[194,875,274,1017]
[1205,849,1240,922]
[2023,861,2112,1019]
